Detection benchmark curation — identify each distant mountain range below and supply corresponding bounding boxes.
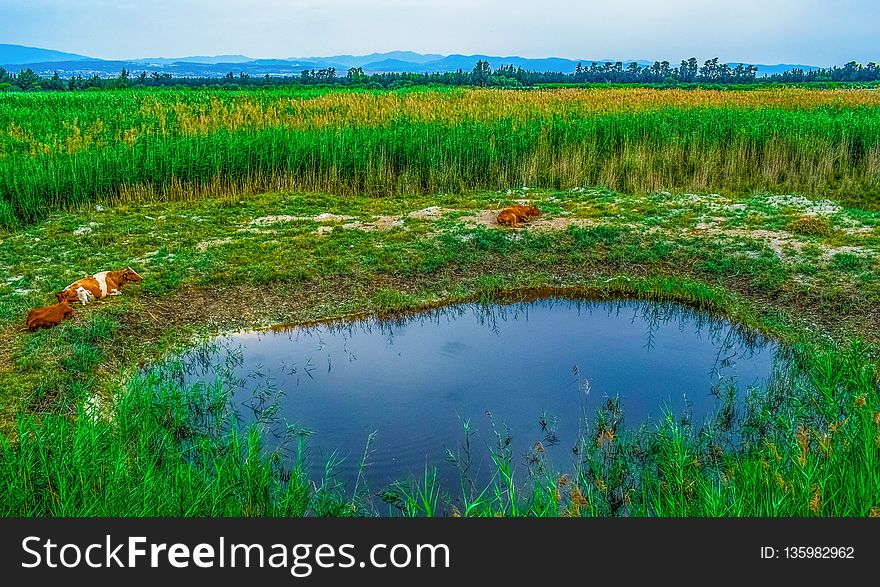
[0,44,821,78]
[292,51,446,69]
[131,54,256,65]
[0,43,93,64]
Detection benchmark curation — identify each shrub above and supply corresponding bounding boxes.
[787,215,833,236]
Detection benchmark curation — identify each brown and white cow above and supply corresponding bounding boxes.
[57,267,142,305]
[27,299,74,331]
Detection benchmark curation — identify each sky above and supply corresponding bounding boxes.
[1,0,877,66]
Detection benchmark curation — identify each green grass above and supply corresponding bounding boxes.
[2,86,880,228]
[0,372,356,516]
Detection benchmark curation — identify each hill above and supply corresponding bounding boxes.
[0,43,92,65]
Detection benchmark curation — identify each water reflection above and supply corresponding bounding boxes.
[153,298,779,500]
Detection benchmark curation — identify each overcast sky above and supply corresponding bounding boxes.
[1,0,876,66]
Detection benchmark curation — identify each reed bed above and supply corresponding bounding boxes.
[2,86,880,227]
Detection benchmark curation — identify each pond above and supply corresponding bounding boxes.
[173,297,778,498]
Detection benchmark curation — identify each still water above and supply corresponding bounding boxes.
[175,298,777,495]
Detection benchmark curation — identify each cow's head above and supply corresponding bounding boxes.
[56,290,77,303]
[122,267,142,283]
[524,205,542,217]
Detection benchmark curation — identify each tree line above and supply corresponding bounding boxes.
[1,58,879,92]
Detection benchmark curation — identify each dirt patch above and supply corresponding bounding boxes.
[314,213,355,222]
[251,215,302,225]
[251,213,354,226]
[236,227,276,235]
[314,216,404,234]
[73,222,98,236]
[764,195,842,215]
[338,217,405,233]
[196,237,233,252]
[713,228,803,258]
[820,245,874,261]
[531,217,603,231]
[406,206,447,219]
[316,207,450,234]
[138,284,334,334]
[375,216,407,229]
[459,210,503,227]
[695,227,874,261]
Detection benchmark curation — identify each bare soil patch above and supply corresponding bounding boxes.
[250,213,355,226]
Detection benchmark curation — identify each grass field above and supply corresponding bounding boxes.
[0,86,878,516]
[2,86,880,228]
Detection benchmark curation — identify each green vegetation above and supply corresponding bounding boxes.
[2,86,880,229]
[0,182,877,516]
[2,57,879,94]
[788,215,834,236]
[1,376,337,516]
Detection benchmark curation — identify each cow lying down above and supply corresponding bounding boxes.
[57,267,142,305]
[27,299,74,331]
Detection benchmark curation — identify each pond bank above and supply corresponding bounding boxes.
[0,187,878,516]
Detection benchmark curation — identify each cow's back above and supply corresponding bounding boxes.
[26,307,51,330]
[26,303,69,331]
[64,276,102,301]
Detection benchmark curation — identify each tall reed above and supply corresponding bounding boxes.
[2,86,879,227]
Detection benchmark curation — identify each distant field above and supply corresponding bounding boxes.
[2,85,880,227]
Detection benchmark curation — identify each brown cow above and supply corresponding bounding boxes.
[497,205,542,227]
[27,299,74,332]
[57,267,142,305]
